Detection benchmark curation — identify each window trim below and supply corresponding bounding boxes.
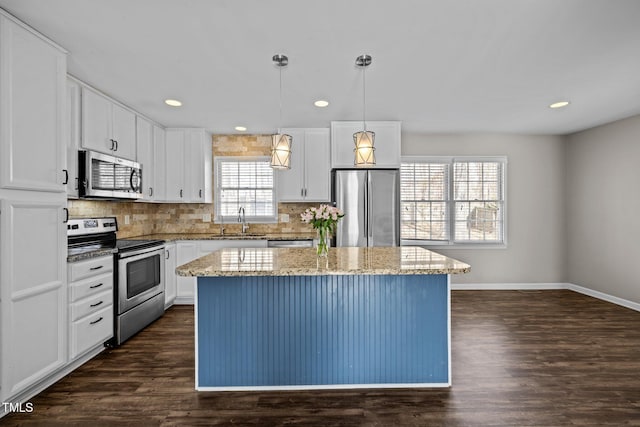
[400,156,508,249]
[213,156,278,224]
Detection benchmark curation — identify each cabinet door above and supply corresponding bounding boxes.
[153,125,167,201]
[81,87,113,154]
[176,242,197,300]
[164,244,177,308]
[330,121,401,168]
[66,79,81,198]
[0,193,67,400]
[136,117,154,200]
[303,128,331,201]
[0,15,66,192]
[185,130,209,202]
[111,102,136,160]
[275,129,305,202]
[165,130,185,202]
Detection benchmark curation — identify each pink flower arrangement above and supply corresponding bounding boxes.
[300,204,345,234]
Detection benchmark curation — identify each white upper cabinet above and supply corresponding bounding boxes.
[66,77,81,198]
[81,86,136,160]
[0,13,67,192]
[330,121,401,169]
[163,128,212,203]
[152,125,167,201]
[277,128,331,202]
[164,129,186,202]
[136,116,155,200]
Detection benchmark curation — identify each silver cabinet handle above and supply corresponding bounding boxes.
[179,189,183,198]
[62,169,69,185]
[199,189,202,198]
[110,139,115,150]
[63,208,69,223]
[114,140,118,151]
[149,187,153,197]
[89,265,103,271]
[89,282,104,289]
[90,300,104,308]
[90,317,103,325]
[165,249,170,260]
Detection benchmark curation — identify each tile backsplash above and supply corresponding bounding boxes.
[68,134,323,238]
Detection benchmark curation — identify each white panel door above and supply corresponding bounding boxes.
[0,15,66,192]
[66,78,81,198]
[303,128,331,201]
[164,130,185,202]
[136,117,154,200]
[275,129,305,201]
[111,102,136,160]
[176,242,197,299]
[153,125,167,201]
[164,243,177,308]
[0,194,67,400]
[81,87,112,154]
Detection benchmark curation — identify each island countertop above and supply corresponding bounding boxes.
[176,246,470,277]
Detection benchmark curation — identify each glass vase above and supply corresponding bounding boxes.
[316,227,330,266]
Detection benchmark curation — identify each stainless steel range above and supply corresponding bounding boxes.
[67,217,165,346]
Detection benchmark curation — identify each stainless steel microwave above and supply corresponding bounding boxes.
[79,150,143,199]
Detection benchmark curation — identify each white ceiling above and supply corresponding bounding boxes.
[2,0,640,136]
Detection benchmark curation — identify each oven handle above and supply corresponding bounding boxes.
[118,245,165,260]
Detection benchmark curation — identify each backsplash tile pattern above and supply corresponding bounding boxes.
[69,134,321,238]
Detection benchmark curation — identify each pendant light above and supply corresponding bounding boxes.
[270,54,292,169]
[354,54,375,166]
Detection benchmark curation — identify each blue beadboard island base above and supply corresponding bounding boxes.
[195,274,450,390]
[177,246,470,391]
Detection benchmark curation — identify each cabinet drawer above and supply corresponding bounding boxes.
[68,256,113,282]
[70,304,113,360]
[69,272,113,302]
[70,289,113,322]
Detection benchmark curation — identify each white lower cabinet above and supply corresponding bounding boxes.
[67,255,114,360]
[164,243,177,308]
[0,193,67,402]
[175,240,268,303]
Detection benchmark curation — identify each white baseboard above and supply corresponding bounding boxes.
[451,282,640,313]
[566,283,640,312]
[451,283,567,291]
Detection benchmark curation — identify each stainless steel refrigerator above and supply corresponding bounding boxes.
[332,169,400,247]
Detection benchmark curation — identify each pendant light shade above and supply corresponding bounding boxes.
[354,130,376,165]
[271,54,292,169]
[271,133,292,169]
[354,54,375,166]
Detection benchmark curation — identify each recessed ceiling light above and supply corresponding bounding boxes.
[314,100,329,108]
[549,101,570,109]
[164,99,182,107]
[235,126,247,132]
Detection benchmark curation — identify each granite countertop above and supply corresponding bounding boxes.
[176,246,470,277]
[128,232,316,242]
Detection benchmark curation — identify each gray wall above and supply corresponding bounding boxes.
[402,133,567,284]
[566,115,640,304]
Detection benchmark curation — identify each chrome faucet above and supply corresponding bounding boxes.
[238,207,249,234]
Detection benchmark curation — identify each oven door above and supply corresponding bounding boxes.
[118,245,165,314]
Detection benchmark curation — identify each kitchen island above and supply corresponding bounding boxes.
[176,246,470,391]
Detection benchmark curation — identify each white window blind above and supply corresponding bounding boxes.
[215,157,277,222]
[401,157,506,245]
[453,160,504,243]
[400,162,450,241]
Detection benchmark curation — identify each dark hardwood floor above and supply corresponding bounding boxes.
[3,290,640,426]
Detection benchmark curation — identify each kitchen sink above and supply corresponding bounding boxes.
[210,233,266,238]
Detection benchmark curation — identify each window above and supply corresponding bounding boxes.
[214,157,277,223]
[401,157,506,246]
